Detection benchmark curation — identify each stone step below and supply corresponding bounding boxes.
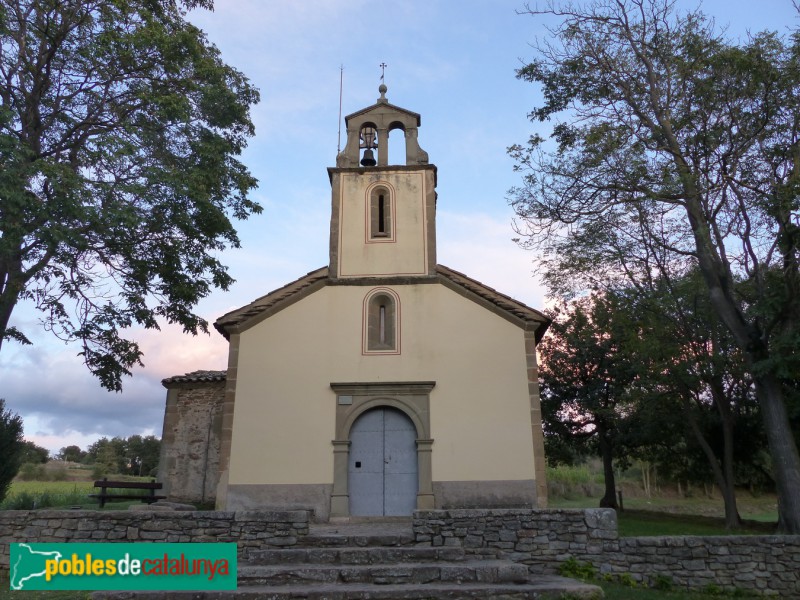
[90,577,603,599]
[237,559,529,586]
[299,531,416,548]
[244,545,466,565]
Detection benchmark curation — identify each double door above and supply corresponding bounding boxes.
[348,407,418,516]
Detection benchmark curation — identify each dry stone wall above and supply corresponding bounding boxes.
[2,507,798,594]
[413,509,800,596]
[613,535,800,594]
[0,510,308,569]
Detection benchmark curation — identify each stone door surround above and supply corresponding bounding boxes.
[329,381,435,517]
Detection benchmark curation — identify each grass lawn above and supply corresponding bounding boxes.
[551,492,779,536]
[618,510,776,537]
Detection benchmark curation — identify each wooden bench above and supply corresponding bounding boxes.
[89,478,166,508]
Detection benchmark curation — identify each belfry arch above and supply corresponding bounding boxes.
[336,84,428,168]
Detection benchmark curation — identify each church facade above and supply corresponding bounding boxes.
[157,87,550,521]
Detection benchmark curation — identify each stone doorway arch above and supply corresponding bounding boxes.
[329,382,435,518]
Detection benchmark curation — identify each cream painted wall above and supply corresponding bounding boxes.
[337,170,429,277]
[228,283,536,486]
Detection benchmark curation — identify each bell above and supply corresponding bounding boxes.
[361,148,377,167]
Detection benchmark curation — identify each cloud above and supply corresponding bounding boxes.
[438,210,547,310]
[0,307,228,453]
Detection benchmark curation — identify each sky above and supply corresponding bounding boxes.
[1,0,797,455]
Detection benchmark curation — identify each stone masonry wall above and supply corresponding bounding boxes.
[413,509,800,596]
[0,509,308,570]
[613,536,800,594]
[157,379,225,504]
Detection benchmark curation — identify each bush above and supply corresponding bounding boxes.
[548,464,593,485]
[1,491,36,510]
[0,399,24,503]
[547,464,603,499]
[17,463,46,481]
[48,465,68,481]
[558,557,597,581]
[652,574,673,591]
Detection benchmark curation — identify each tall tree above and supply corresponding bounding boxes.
[19,440,49,464]
[510,0,800,532]
[0,399,24,502]
[539,292,640,509]
[58,444,86,462]
[0,0,260,390]
[626,273,759,529]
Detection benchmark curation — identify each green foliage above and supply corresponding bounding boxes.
[19,441,49,464]
[0,486,90,510]
[1,491,36,510]
[540,292,653,508]
[652,575,674,591]
[58,445,87,463]
[0,0,261,391]
[0,399,24,503]
[558,557,597,581]
[547,464,594,485]
[547,464,603,500]
[86,435,160,477]
[17,463,46,481]
[49,465,68,481]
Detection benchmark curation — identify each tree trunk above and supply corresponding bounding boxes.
[683,199,800,533]
[709,376,743,530]
[0,241,27,352]
[754,373,800,533]
[598,425,618,509]
[683,396,741,529]
[0,287,19,353]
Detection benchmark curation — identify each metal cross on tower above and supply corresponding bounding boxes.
[379,62,387,82]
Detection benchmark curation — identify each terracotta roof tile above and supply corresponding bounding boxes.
[162,370,227,386]
[436,265,551,341]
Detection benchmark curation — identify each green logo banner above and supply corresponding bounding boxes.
[10,543,237,591]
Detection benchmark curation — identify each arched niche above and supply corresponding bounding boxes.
[362,287,400,354]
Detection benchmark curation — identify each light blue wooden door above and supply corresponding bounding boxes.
[349,407,418,516]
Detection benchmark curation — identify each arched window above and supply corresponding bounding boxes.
[364,289,400,353]
[369,186,393,240]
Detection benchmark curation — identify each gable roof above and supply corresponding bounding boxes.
[214,267,329,339]
[214,266,550,342]
[344,101,421,126]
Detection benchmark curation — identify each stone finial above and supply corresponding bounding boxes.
[378,84,388,103]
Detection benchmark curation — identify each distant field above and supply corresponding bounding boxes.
[550,492,779,525]
[8,481,95,495]
[1,478,156,510]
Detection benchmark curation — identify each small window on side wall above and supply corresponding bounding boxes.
[364,289,400,353]
[369,186,393,240]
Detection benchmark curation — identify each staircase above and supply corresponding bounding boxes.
[92,520,603,599]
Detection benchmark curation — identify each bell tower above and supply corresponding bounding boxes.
[328,85,437,279]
